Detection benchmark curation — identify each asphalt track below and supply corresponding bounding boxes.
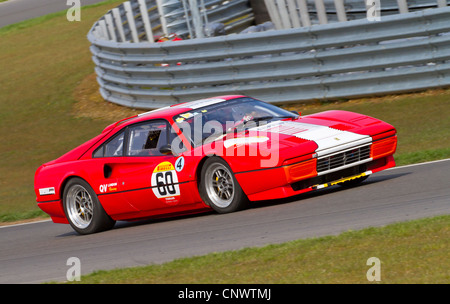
[0,0,106,28]
[1,159,449,283]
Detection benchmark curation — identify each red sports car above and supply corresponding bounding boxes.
[35,95,397,234]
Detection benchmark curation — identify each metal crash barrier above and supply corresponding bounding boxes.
[88,1,450,109]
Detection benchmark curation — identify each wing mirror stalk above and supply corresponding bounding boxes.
[159,144,173,155]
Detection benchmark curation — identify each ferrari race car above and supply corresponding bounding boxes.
[35,95,397,234]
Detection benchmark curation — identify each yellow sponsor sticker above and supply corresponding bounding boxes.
[313,171,371,189]
[154,162,175,173]
[329,172,368,186]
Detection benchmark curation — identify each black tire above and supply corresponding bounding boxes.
[199,157,248,213]
[63,178,116,235]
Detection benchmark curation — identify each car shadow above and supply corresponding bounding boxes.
[112,210,216,231]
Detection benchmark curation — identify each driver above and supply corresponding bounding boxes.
[144,130,161,149]
[227,105,266,132]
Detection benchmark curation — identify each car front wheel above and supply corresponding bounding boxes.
[199,157,248,213]
[63,178,115,235]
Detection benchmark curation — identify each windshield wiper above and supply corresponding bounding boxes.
[251,115,296,122]
[225,115,297,134]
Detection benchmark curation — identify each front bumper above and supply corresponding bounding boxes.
[236,134,397,201]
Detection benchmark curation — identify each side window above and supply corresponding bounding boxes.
[126,121,168,156]
[93,131,125,158]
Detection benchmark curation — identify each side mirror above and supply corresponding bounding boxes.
[159,144,173,155]
[290,110,300,116]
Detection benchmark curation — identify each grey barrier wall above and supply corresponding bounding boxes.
[88,6,450,109]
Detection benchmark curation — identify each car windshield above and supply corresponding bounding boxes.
[173,97,298,147]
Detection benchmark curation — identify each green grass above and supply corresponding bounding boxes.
[0,1,449,223]
[64,215,449,284]
[0,0,124,222]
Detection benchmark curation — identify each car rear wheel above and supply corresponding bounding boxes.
[63,178,115,235]
[199,157,248,213]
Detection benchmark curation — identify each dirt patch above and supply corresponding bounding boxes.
[73,73,450,118]
[72,73,140,122]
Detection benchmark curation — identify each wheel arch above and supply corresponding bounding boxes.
[196,154,249,213]
[195,155,222,206]
[59,175,91,201]
[59,174,116,234]
[195,154,231,185]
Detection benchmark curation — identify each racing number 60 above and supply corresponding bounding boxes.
[156,171,177,196]
[151,162,181,200]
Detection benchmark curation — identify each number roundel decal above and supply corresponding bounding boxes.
[151,161,180,205]
[175,156,184,172]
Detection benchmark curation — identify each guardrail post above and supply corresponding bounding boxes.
[200,0,209,25]
[437,0,447,7]
[287,0,301,27]
[189,0,205,38]
[104,13,117,42]
[138,0,154,42]
[397,0,409,13]
[334,0,347,22]
[112,8,126,42]
[181,0,193,38]
[266,0,314,28]
[124,1,139,42]
[97,20,109,40]
[296,0,311,27]
[156,0,169,36]
[265,0,283,29]
[276,0,293,28]
[314,0,328,24]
